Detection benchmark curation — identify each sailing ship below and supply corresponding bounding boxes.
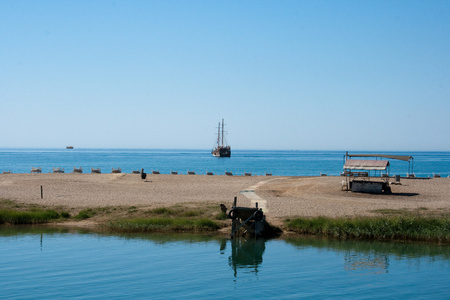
[212,119,231,157]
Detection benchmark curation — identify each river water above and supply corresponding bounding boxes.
[1,227,448,299]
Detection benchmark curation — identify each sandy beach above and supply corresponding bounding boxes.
[1,173,449,225]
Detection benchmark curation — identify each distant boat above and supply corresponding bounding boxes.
[212,119,231,157]
[66,146,74,149]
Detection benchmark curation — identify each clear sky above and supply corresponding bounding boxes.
[1,0,449,151]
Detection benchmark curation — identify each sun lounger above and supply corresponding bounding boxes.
[31,167,42,173]
[52,167,65,173]
[111,168,121,174]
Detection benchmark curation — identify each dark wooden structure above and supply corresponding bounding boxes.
[228,197,265,238]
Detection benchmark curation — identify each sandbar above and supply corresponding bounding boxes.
[1,173,449,225]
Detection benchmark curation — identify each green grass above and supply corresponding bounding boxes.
[75,208,96,220]
[150,207,178,215]
[285,216,450,243]
[215,211,228,220]
[60,212,71,218]
[107,217,220,233]
[0,209,61,224]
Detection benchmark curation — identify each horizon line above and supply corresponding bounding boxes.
[0,147,449,153]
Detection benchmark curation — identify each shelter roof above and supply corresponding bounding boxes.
[344,159,389,170]
[346,154,412,162]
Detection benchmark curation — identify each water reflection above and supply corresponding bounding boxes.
[227,238,266,277]
[285,236,450,275]
[1,226,448,278]
[344,249,389,274]
[1,228,449,298]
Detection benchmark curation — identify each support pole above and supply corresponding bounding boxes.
[221,119,224,147]
[40,185,43,199]
[231,196,237,238]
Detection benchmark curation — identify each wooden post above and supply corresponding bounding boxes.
[40,185,43,199]
[231,196,238,238]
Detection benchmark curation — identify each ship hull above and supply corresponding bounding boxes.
[212,146,231,157]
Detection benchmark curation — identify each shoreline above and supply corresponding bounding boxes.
[1,173,449,217]
[1,173,449,240]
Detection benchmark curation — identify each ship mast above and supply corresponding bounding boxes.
[221,118,224,147]
[217,122,221,147]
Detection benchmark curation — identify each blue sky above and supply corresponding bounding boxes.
[1,0,449,151]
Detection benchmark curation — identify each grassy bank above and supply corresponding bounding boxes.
[106,205,226,233]
[285,216,450,243]
[0,209,63,224]
[107,218,220,233]
[2,198,448,243]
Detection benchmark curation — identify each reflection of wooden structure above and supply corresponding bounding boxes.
[229,197,265,238]
[344,250,389,274]
[229,238,265,277]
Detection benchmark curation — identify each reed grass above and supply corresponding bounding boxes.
[215,211,228,220]
[107,217,220,233]
[0,209,61,224]
[285,216,450,243]
[75,208,96,220]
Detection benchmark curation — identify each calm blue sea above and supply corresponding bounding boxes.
[0,228,448,299]
[1,148,450,177]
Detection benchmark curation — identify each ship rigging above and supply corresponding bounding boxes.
[212,119,231,157]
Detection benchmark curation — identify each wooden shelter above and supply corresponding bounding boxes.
[342,152,414,194]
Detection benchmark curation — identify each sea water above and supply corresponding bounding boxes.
[1,148,449,177]
[0,228,449,299]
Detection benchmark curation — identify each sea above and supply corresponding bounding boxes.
[1,148,450,177]
[1,149,449,298]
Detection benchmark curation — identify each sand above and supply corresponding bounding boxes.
[1,173,449,223]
